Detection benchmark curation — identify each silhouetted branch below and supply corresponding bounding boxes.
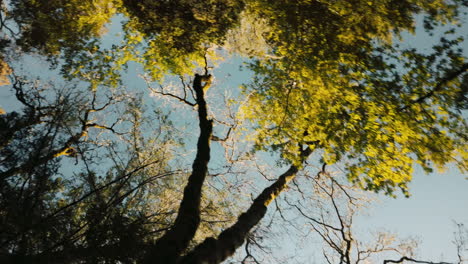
[384,256,453,264]
[402,63,468,110]
[241,236,261,264]
[151,85,196,107]
[143,75,196,107]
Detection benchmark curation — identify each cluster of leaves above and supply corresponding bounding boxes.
[7,0,120,55]
[239,0,468,195]
[4,0,244,85]
[120,0,244,80]
[122,0,243,53]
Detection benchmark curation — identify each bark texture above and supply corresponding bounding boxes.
[180,148,312,264]
[144,74,213,264]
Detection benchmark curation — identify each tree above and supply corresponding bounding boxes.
[0,72,241,263]
[0,0,467,263]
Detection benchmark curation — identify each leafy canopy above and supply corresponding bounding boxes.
[1,0,468,263]
[3,0,467,197]
[239,0,467,195]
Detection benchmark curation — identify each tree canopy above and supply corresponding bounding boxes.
[0,0,467,263]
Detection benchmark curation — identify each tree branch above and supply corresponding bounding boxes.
[402,63,468,110]
[384,256,454,264]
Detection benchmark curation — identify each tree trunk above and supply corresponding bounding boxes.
[144,74,213,264]
[180,148,312,264]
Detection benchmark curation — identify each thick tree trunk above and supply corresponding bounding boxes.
[180,148,312,264]
[144,74,213,264]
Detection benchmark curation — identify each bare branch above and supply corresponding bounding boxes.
[383,256,454,264]
[143,74,196,107]
[151,85,196,107]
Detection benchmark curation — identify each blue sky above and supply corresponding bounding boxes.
[359,166,467,261]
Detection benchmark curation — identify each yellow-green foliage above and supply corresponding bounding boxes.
[7,0,466,196]
[120,0,243,78]
[10,0,121,54]
[240,0,467,196]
